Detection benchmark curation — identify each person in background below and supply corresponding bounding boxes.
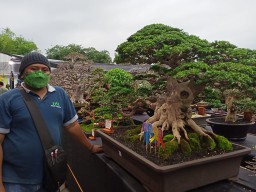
[0,52,103,192]
[0,81,8,95]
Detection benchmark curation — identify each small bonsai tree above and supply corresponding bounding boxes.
[236,98,256,114]
[91,68,138,124]
[235,98,256,121]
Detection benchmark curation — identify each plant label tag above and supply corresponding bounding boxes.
[105,119,112,129]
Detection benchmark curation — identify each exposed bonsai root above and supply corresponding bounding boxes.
[136,78,225,153]
[171,121,182,143]
[144,78,222,147]
[171,119,189,144]
[161,120,169,131]
[186,119,209,137]
[186,119,215,143]
[146,103,167,124]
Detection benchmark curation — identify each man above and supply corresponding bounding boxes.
[0,52,103,192]
[0,81,8,95]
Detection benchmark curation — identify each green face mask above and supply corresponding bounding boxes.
[24,71,50,89]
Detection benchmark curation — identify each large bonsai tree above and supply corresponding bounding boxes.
[114,24,256,149]
[115,24,256,120]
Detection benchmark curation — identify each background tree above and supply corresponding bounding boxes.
[46,44,112,63]
[0,28,37,54]
[46,44,85,60]
[83,47,112,63]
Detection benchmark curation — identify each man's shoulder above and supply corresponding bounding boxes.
[50,86,70,98]
[52,86,66,93]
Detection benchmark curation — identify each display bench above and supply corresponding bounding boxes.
[62,129,256,192]
[63,132,147,192]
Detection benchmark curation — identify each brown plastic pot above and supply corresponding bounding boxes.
[97,130,251,192]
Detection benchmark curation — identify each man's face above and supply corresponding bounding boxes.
[22,64,50,78]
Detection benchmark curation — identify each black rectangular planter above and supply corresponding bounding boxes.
[97,130,251,192]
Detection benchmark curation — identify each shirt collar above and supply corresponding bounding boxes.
[21,82,56,93]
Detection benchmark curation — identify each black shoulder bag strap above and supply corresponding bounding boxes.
[19,88,55,150]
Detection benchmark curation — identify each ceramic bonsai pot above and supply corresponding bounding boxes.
[206,117,255,141]
[97,130,251,192]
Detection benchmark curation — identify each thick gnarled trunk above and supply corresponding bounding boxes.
[143,78,215,143]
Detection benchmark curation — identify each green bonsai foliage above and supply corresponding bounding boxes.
[115,24,256,112]
[115,24,210,68]
[105,68,133,87]
[200,87,223,108]
[92,68,138,122]
[235,98,256,114]
[171,61,256,114]
[133,80,153,98]
[89,67,107,106]
[80,122,94,133]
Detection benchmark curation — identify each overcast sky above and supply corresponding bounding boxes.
[1,0,256,59]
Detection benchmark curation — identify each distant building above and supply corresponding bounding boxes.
[93,63,150,73]
[0,53,15,86]
[0,53,12,75]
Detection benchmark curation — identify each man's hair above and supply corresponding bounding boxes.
[0,81,4,86]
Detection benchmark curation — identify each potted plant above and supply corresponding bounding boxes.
[206,90,255,140]
[236,98,256,121]
[91,68,139,127]
[97,77,251,192]
[97,127,250,192]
